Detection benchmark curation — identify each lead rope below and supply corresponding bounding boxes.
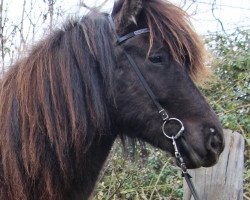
[162,119,200,200]
[108,15,200,200]
[171,136,200,200]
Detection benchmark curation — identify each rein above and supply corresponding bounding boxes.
[108,15,200,200]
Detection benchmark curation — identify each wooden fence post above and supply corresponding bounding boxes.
[183,129,245,200]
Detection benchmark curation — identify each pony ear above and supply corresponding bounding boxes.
[112,0,144,34]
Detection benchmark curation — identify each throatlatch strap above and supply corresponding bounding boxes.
[108,15,120,42]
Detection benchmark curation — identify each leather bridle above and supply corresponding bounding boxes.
[108,15,200,200]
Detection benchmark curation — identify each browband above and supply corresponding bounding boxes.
[108,15,149,44]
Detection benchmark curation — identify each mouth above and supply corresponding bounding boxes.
[177,137,202,168]
[175,137,219,169]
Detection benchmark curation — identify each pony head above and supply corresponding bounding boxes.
[111,0,224,168]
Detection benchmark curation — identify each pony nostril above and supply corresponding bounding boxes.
[206,128,223,154]
[210,140,217,149]
[207,130,223,154]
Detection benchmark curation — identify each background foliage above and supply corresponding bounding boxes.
[203,29,249,199]
[0,1,248,199]
[93,29,250,199]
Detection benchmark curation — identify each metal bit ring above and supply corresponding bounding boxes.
[162,118,185,140]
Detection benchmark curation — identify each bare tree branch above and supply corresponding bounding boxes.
[48,0,55,31]
[17,0,27,56]
[211,0,226,34]
[0,0,5,73]
[79,0,109,12]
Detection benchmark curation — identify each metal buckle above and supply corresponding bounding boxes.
[162,118,184,139]
[159,109,169,121]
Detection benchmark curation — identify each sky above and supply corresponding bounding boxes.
[80,0,250,35]
[1,0,249,67]
[5,0,250,35]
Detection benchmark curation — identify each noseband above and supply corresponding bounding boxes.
[108,15,200,200]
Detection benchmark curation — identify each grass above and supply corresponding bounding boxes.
[93,141,183,200]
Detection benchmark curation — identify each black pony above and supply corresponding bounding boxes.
[0,0,224,199]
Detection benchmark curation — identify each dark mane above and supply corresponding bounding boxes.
[143,0,206,79]
[0,12,116,199]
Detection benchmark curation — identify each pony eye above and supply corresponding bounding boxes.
[149,55,162,63]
